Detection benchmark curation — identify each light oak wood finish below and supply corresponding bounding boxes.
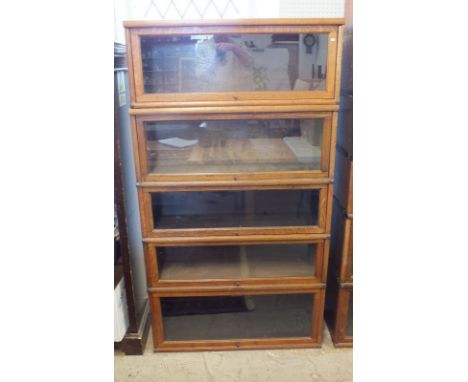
[125,20,344,108]
[142,233,331,245]
[129,104,340,114]
[149,283,325,296]
[131,111,338,184]
[129,102,341,112]
[333,26,344,105]
[124,19,343,351]
[125,28,137,105]
[124,19,345,28]
[139,184,331,239]
[137,178,334,189]
[143,239,330,288]
[148,288,326,351]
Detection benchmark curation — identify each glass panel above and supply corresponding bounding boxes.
[140,33,329,93]
[144,118,323,174]
[158,244,317,280]
[151,189,320,229]
[345,291,353,337]
[161,294,314,340]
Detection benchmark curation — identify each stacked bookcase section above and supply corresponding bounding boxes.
[125,18,344,351]
[325,93,353,347]
[325,5,352,347]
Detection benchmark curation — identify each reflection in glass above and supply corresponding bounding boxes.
[151,189,320,229]
[141,33,329,93]
[161,294,314,340]
[144,118,323,174]
[158,244,317,280]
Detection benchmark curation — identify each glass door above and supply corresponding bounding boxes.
[141,186,328,237]
[135,112,334,181]
[127,22,342,106]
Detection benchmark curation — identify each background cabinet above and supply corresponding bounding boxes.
[125,19,344,352]
[114,42,151,354]
[325,5,353,347]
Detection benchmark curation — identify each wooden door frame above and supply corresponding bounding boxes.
[125,20,343,108]
[148,287,326,351]
[142,238,331,288]
[132,111,338,183]
[138,184,332,238]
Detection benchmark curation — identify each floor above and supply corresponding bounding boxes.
[114,326,353,382]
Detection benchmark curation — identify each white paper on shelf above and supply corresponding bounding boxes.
[158,137,198,148]
[293,79,310,90]
[283,137,321,163]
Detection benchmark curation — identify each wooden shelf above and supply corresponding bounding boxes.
[147,138,321,174]
[156,213,317,229]
[159,246,316,281]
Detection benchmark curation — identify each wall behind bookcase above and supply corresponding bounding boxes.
[115,0,346,43]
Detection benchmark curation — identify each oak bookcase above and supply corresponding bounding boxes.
[125,18,344,351]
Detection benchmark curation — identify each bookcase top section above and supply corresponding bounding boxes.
[124,18,345,28]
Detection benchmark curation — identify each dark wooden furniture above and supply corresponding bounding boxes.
[124,19,344,351]
[114,42,151,355]
[326,195,353,347]
[325,3,353,347]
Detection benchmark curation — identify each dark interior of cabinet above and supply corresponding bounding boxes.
[151,189,319,229]
[161,294,314,341]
